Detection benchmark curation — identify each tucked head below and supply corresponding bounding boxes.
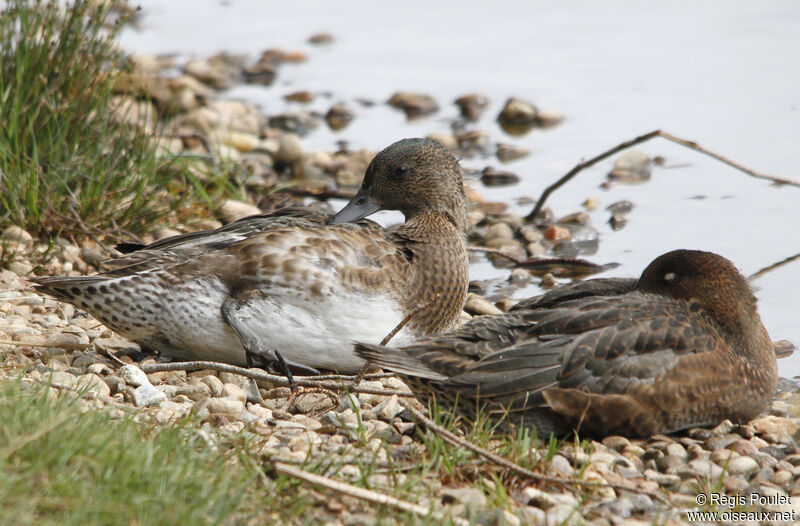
[330,138,467,231]
[637,249,759,334]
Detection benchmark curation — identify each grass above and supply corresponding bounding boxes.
[0,377,276,525]
[0,0,195,242]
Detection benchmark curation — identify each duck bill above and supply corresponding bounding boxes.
[329,189,382,224]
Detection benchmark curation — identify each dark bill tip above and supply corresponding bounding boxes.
[328,190,382,224]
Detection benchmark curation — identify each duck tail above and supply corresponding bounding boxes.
[353,342,448,381]
[30,275,107,304]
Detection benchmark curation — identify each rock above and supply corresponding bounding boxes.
[608,151,651,183]
[204,398,245,420]
[274,133,304,166]
[426,132,458,150]
[441,486,487,510]
[200,375,224,397]
[454,93,489,121]
[727,456,760,477]
[118,364,150,387]
[481,167,520,186]
[268,112,318,135]
[308,32,334,45]
[387,92,438,119]
[134,384,167,407]
[183,57,237,89]
[293,393,335,414]
[374,395,404,421]
[325,103,354,131]
[76,373,111,397]
[464,293,504,316]
[606,200,634,215]
[550,454,573,476]
[497,98,538,127]
[544,225,570,241]
[496,144,530,163]
[284,90,314,103]
[102,375,125,394]
[174,383,211,402]
[9,261,33,276]
[217,199,261,222]
[518,506,546,525]
[221,383,247,403]
[226,131,260,153]
[751,416,799,437]
[1,226,33,244]
[485,222,515,241]
[603,435,630,452]
[704,433,740,451]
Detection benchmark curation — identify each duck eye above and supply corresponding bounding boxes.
[393,165,409,179]
[664,272,676,282]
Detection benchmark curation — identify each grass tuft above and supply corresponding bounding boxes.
[0,0,192,240]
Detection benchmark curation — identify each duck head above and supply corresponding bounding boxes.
[636,249,762,338]
[330,138,468,232]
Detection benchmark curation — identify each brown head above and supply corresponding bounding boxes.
[636,249,765,345]
[329,138,468,232]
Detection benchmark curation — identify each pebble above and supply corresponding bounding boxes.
[134,383,167,407]
[274,132,304,166]
[2,226,33,244]
[481,167,520,186]
[387,92,438,119]
[217,199,261,222]
[607,151,651,182]
[118,364,150,388]
[727,455,760,477]
[496,144,530,163]
[325,103,354,131]
[454,93,489,121]
[203,398,245,420]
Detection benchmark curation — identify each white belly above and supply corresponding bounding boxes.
[147,276,413,373]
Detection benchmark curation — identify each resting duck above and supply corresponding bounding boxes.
[33,138,470,374]
[355,250,779,437]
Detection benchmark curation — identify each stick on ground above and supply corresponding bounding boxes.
[526,130,800,221]
[273,461,470,526]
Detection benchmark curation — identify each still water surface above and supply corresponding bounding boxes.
[122,1,800,375]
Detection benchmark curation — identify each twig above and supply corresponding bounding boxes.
[526,130,800,221]
[748,251,800,281]
[380,293,440,346]
[139,360,415,398]
[400,400,668,504]
[467,246,523,264]
[273,462,469,526]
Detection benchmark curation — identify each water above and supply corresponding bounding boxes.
[122,1,800,375]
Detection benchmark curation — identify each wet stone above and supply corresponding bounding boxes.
[607,151,651,183]
[496,144,530,163]
[325,103,354,131]
[454,93,489,121]
[481,167,520,186]
[387,92,438,119]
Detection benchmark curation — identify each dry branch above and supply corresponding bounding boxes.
[273,461,469,526]
[400,400,668,504]
[526,130,800,221]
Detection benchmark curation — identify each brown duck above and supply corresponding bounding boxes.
[33,138,469,374]
[355,250,779,437]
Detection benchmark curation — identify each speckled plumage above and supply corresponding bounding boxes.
[33,138,469,373]
[355,250,778,438]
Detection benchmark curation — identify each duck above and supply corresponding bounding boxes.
[32,138,470,374]
[355,249,779,438]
